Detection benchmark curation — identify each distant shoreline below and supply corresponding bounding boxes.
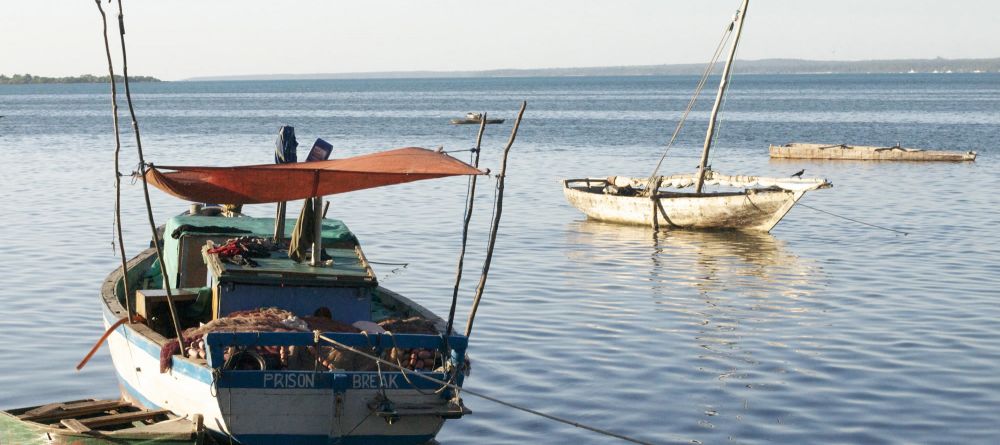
[0,74,161,85]
[184,57,1000,82]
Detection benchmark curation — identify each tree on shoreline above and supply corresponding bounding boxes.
[0,74,161,84]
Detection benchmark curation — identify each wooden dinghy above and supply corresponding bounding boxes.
[0,399,204,445]
[769,143,977,161]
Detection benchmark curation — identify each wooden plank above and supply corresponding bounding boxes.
[78,409,169,428]
[19,402,63,419]
[21,400,129,422]
[60,418,92,433]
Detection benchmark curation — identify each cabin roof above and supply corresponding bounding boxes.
[163,214,368,288]
[206,246,376,286]
[166,214,358,245]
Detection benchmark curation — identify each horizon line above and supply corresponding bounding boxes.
[181,56,1000,82]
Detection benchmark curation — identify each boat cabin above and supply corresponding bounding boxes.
[119,213,451,350]
[163,214,375,325]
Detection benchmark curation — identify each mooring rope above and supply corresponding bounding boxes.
[384,330,455,396]
[316,333,671,445]
[797,202,909,235]
[366,260,409,266]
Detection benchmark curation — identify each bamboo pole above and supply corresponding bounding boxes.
[94,0,134,323]
[445,112,489,337]
[464,102,527,338]
[695,0,749,194]
[115,0,185,351]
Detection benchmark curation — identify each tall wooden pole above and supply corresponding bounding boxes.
[695,0,749,194]
[465,102,527,338]
[94,0,134,323]
[115,0,185,350]
[445,112,489,337]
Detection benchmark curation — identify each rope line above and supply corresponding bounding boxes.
[798,202,908,235]
[645,20,734,193]
[441,148,478,154]
[384,331,455,396]
[316,334,671,445]
[366,261,409,266]
[710,23,741,152]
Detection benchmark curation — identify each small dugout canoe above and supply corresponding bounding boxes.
[0,399,205,445]
[450,112,504,125]
[769,143,977,162]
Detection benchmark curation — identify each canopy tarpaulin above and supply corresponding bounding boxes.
[147,147,485,204]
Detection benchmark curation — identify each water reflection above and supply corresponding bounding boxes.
[566,219,819,295]
[564,219,825,381]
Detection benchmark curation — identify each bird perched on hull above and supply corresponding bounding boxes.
[791,169,805,178]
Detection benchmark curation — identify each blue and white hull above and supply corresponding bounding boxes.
[101,249,468,445]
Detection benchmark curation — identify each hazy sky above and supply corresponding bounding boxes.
[3,0,998,80]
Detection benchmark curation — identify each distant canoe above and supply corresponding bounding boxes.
[770,143,976,162]
[450,112,504,125]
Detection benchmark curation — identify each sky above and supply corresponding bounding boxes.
[2,0,999,80]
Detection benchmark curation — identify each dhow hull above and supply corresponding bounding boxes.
[563,182,809,232]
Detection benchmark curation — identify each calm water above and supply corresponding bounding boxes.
[1,74,998,444]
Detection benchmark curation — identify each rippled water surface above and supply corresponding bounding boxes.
[1,74,999,444]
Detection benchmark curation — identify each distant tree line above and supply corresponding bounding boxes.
[0,74,161,84]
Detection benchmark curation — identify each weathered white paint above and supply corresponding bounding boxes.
[563,176,829,232]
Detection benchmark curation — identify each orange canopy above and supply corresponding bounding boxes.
[146,147,485,204]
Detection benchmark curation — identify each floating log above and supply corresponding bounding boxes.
[769,143,976,162]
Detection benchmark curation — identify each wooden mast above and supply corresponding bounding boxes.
[695,0,749,194]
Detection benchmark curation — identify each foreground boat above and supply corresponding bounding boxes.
[1,398,203,445]
[101,147,487,444]
[769,142,977,162]
[564,172,830,232]
[563,0,830,233]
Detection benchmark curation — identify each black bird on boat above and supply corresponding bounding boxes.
[791,169,805,178]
